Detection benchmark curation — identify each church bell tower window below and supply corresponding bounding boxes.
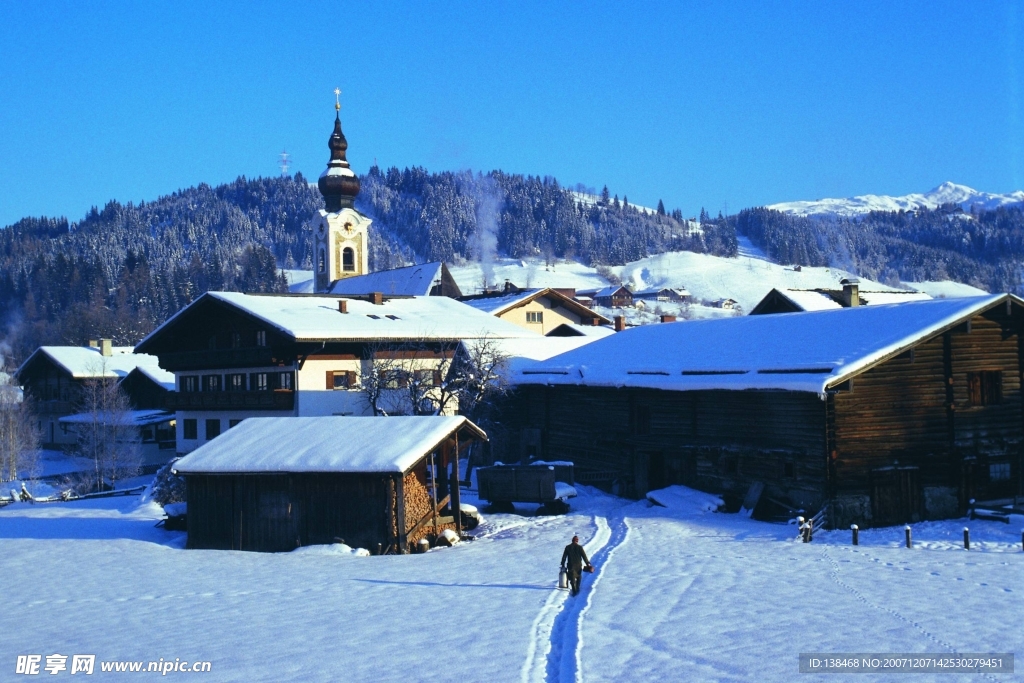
[343,247,355,272]
[318,247,326,273]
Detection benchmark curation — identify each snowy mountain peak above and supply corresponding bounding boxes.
[768,182,1024,217]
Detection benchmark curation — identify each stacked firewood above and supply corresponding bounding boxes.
[404,470,433,534]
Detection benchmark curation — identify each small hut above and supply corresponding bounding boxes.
[173,416,486,553]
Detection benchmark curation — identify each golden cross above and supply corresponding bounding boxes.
[334,87,341,111]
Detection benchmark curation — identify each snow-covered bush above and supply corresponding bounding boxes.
[150,459,186,506]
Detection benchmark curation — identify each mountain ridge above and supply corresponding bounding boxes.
[768,181,1024,217]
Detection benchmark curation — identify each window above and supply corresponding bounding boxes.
[990,462,1011,482]
[230,332,241,349]
[385,370,409,390]
[318,247,326,273]
[328,370,355,390]
[277,372,293,390]
[967,371,1002,406]
[251,372,269,391]
[229,419,243,429]
[183,419,197,440]
[226,373,246,391]
[413,369,441,387]
[207,335,217,350]
[181,376,199,393]
[629,404,651,436]
[342,247,355,272]
[204,375,221,392]
[205,419,221,440]
[526,311,544,324]
[256,330,267,347]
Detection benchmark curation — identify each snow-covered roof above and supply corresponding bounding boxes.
[327,263,444,296]
[17,346,164,381]
[578,286,629,299]
[769,288,932,312]
[127,365,176,391]
[136,292,539,349]
[546,323,616,338]
[516,295,1014,394]
[461,335,603,367]
[59,409,174,427]
[460,289,543,315]
[777,290,843,312]
[173,416,485,474]
[633,287,689,298]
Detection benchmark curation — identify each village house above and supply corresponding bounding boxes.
[503,295,1024,529]
[173,416,486,553]
[133,291,535,454]
[632,287,691,303]
[576,285,633,308]
[750,278,932,315]
[16,340,172,449]
[460,286,611,335]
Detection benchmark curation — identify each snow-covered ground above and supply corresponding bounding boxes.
[1,483,1021,681]
[768,181,1024,217]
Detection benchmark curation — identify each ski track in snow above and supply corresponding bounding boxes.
[539,511,629,683]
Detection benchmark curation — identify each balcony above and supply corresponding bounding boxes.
[158,347,279,371]
[165,390,295,412]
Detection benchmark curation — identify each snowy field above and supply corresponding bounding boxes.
[1,484,1022,681]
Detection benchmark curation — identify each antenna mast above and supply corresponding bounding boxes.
[279,150,291,177]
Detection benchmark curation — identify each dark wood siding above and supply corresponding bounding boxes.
[185,472,393,552]
[511,385,827,509]
[832,314,1023,523]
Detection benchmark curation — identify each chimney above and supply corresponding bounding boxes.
[338,300,348,314]
[660,314,677,323]
[88,339,99,349]
[841,278,860,308]
[614,316,626,332]
[99,338,113,356]
[588,317,599,326]
[370,292,384,305]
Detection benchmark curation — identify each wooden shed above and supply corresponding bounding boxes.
[504,294,1024,529]
[173,416,486,553]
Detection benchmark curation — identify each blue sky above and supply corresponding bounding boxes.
[1,2,1021,227]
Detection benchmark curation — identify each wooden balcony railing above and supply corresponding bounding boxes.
[165,389,294,412]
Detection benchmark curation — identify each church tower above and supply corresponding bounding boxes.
[312,92,371,293]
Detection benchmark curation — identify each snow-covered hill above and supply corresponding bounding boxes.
[768,182,1024,217]
[286,250,987,323]
[449,251,943,315]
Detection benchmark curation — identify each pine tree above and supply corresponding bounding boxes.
[600,185,610,204]
[657,199,666,215]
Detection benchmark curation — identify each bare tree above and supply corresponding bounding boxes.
[362,341,457,416]
[361,338,509,419]
[74,374,142,490]
[0,362,39,482]
[448,337,511,422]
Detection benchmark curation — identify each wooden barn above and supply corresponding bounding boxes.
[172,416,486,553]
[502,294,1024,529]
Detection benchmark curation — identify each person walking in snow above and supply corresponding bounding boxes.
[560,535,592,596]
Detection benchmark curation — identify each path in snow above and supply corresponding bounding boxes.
[575,500,1024,682]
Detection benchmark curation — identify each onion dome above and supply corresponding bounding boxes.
[317,110,361,212]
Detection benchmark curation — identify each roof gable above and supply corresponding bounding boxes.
[173,416,485,474]
[517,295,1017,394]
[135,291,539,354]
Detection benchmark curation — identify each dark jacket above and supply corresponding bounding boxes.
[561,542,590,570]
